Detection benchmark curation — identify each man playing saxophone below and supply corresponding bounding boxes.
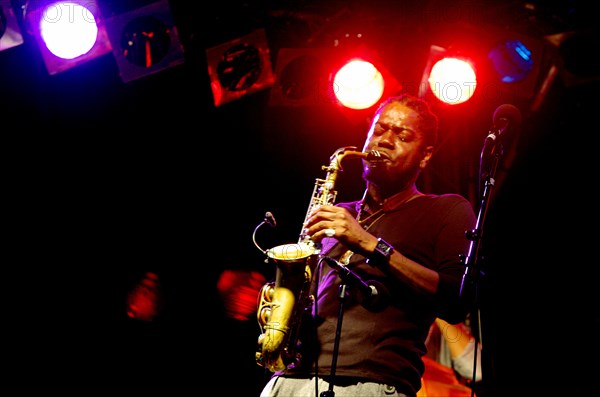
[259,94,477,397]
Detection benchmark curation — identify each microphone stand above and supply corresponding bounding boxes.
[319,257,388,397]
[319,281,348,397]
[459,133,504,397]
[316,256,349,397]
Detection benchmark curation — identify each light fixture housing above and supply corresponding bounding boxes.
[25,0,112,75]
[206,28,275,107]
[105,0,185,83]
[0,0,25,52]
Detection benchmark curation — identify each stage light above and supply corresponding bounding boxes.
[486,33,551,105]
[332,59,384,110]
[545,30,600,88]
[0,0,24,52]
[419,45,478,106]
[104,0,185,83]
[488,39,533,83]
[420,28,551,108]
[217,269,266,321]
[206,28,275,107]
[126,272,163,322]
[269,47,334,107]
[270,46,399,110]
[428,56,477,105]
[24,0,112,75]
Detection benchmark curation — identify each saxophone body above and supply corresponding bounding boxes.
[255,146,379,372]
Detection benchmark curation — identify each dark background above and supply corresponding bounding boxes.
[3,0,598,395]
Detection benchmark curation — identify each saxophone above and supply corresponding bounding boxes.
[255,146,381,372]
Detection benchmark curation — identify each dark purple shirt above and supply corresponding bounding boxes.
[282,192,476,397]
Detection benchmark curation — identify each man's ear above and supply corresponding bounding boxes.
[420,146,434,169]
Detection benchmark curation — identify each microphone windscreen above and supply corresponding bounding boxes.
[493,104,522,127]
[264,212,277,227]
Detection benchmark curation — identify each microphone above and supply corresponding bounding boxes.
[321,256,389,312]
[486,103,522,143]
[264,212,277,228]
[252,212,277,254]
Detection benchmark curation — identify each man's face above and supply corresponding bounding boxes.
[362,101,433,190]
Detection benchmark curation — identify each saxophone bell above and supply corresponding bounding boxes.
[256,242,317,372]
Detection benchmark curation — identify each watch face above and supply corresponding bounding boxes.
[376,239,393,257]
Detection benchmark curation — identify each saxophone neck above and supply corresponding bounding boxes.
[330,146,363,164]
[327,146,381,172]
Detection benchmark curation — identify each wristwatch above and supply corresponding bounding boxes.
[367,238,394,266]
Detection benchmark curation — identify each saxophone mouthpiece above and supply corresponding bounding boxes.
[366,150,384,161]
